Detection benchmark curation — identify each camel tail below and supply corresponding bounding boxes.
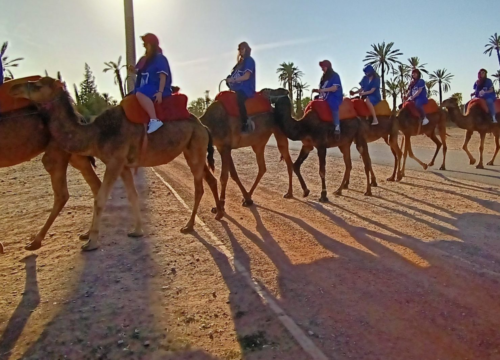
[88,156,97,168]
[205,127,215,172]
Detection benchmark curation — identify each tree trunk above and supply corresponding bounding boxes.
[393,95,396,111]
[497,48,500,67]
[288,78,294,116]
[116,70,126,99]
[381,63,386,99]
[296,91,303,118]
[439,80,443,106]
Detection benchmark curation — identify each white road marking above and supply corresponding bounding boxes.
[151,168,330,360]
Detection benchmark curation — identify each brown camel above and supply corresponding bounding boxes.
[442,97,499,168]
[273,96,374,202]
[200,89,294,209]
[396,107,448,179]
[11,77,224,251]
[0,106,101,252]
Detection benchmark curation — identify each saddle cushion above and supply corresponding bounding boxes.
[121,93,191,124]
[215,91,272,118]
[352,99,392,117]
[466,98,500,116]
[402,99,439,117]
[304,98,358,122]
[0,76,41,114]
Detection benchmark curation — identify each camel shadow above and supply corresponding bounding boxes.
[404,173,500,196]
[0,255,40,360]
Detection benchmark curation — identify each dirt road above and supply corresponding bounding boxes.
[1,140,500,359]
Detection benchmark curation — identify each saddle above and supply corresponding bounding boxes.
[466,98,500,116]
[0,76,41,114]
[401,99,439,118]
[121,93,191,124]
[304,98,358,122]
[351,99,392,117]
[215,91,273,118]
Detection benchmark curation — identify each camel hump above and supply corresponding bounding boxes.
[0,76,42,114]
[466,98,500,116]
[120,93,190,124]
[215,91,273,118]
[401,99,439,118]
[304,98,358,122]
[351,98,392,117]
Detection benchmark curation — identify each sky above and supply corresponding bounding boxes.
[2,0,500,104]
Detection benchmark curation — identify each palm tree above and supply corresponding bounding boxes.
[294,81,309,117]
[393,64,411,102]
[492,70,500,87]
[1,41,24,79]
[364,41,403,99]
[429,69,454,106]
[103,56,126,99]
[451,93,463,106]
[277,62,303,115]
[484,33,500,67]
[407,56,428,74]
[425,81,438,98]
[101,93,113,105]
[385,78,400,110]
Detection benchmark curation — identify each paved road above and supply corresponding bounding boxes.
[267,137,500,187]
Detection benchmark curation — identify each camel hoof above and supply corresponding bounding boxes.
[487,161,494,166]
[303,189,310,198]
[428,162,434,167]
[476,164,484,169]
[128,231,144,238]
[364,191,373,196]
[25,240,42,251]
[79,232,90,241]
[181,226,194,234]
[81,239,99,252]
[470,159,476,165]
[334,190,342,196]
[371,181,378,187]
[387,177,395,182]
[0,242,4,254]
[242,199,254,207]
[439,166,446,170]
[343,183,349,190]
[283,192,293,199]
[318,196,329,203]
[214,211,224,221]
[422,164,428,170]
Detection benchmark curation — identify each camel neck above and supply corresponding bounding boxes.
[447,106,468,129]
[275,98,303,141]
[46,92,97,155]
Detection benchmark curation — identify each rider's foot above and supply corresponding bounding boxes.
[147,119,163,134]
[371,117,379,125]
[422,117,429,126]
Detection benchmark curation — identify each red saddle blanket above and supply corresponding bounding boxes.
[121,93,191,124]
[466,98,500,116]
[0,76,41,114]
[304,98,358,122]
[402,99,439,117]
[351,99,392,117]
[215,91,272,118]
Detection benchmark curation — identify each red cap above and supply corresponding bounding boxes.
[141,33,159,46]
[319,60,332,69]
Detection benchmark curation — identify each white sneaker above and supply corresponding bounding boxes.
[371,118,379,125]
[147,119,163,134]
[493,117,498,124]
[422,117,429,126]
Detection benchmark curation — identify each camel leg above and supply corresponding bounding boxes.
[204,165,224,221]
[245,143,267,206]
[274,129,294,198]
[120,167,144,238]
[398,135,410,181]
[227,157,252,206]
[69,155,102,241]
[438,122,448,170]
[406,135,428,171]
[387,133,402,181]
[25,147,70,251]
[487,132,500,166]
[357,139,373,196]
[462,130,476,165]
[477,132,486,169]
[82,159,125,251]
[333,144,352,196]
[293,145,313,197]
[317,147,329,203]
[427,132,442,168]
[217,147,233,211]
[181,151,207,233]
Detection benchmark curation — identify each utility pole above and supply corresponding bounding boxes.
[124,0,136,93]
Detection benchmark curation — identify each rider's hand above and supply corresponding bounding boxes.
[312,89,320,94]
[479,90,485,97]
[154,92,162,104]
[349,90,355,96]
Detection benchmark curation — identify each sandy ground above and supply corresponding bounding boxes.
[1,138,500,360]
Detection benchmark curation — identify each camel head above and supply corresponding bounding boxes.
[260,88,289,105]
[9,77,65,104]
[442,97,459,109]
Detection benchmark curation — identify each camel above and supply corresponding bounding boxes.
[442,97,499,168]
[200,89,294,209]
[0,105,101,252]
[273,95,374,202]
[10,77,224,251]
[396,107,448,179]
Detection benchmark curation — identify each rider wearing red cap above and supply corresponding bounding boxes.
[471,69,497,123]
[406,69,429,126]
[128,33,173,134]
[312,60,343,135]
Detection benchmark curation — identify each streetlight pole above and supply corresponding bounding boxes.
[124,0,136,93]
